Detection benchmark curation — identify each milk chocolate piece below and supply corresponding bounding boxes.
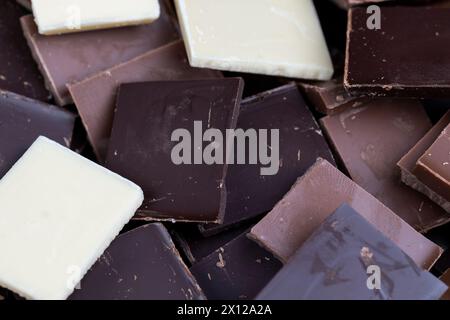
[398,112,450,213]
[190,232,282,300]
[321,99,450,232]
[249,159,442,269]
[69,40,222,160]
[0,1,49,101]
[0,90,75,178]
[106,79,243,223]
[415,123,450,203]
[256,204,448,300]
[345,7,450,98]
[441,269,450,300]
[300,78,368,115]
[20,0,178,105]
[70,223,205,300]
[200,84,335,235]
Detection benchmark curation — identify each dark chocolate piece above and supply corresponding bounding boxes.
[0,90,75,178]
[173,222,254,264]
[20,0,179,105]
[200,83,335,235]
[398,111,450,213]
[69,40,222,160]
[415,123,450,204]
[106,78,243,223]
[249,158,442,269]
[0,1,49,101]
[190,232,282,300]
[321,99,450,232]
[69,223,205,300]
[256,204,448,300]
[345,7,450,98]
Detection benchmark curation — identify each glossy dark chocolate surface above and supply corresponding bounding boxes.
[70,223,205,300]
[257,204,448,300]
[106,79,243,223]
[0,90,75,178]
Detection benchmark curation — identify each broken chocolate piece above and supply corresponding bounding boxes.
[345,7,450,98]
[321,99,450,232]
[0,90,75,178]
[68,40,222,160]
[106,78,243,223]
[70,223,205,300]
[190,232,282,300]
[256,204,448,300]
[249,158,442,269]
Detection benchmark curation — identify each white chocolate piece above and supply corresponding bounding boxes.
[175,0,333,80]
[0,137,143,300]
[32,0,161,35]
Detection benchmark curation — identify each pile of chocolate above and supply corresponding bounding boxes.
[0,0,450,300]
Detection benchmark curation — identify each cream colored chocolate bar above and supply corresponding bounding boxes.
[32,0,161,35]
[0,137,143,300]
[174,0,333,80]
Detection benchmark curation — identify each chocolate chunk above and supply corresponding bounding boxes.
[190,232,282,300]
[200,83,335,235]
[0,90,75,178]
[321,99,450,232]
[106,78,243,223]
[345,7,450,98]
[398,111,450,213]
[69,40,222,160]
[70,223,205,300]
[415,123,450,203]
[173,222,254,264]
[20,0,179,106]
[249,158,442,269]
[256,204,448,300]
[0,1,49,101]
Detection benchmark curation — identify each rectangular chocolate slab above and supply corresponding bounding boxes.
[70,223,205,300]
[0,1,49,101]
[398,111,450,213]
[321,99,450,232]
[256,204,448,300]
[106,78,243,223]
[190,232,282,300]
[200,84,335,235]
[249,159,442,269]
[415,123,450,202]
[0,90,75,178]
[69,40,222,160]
[345,7,450,98]
[20,0,179,105]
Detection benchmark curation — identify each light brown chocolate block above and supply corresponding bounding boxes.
[398,111,450,213]
[249,158,442,270]
[20,0,178,105]
[68,40,222,160]
[321,99,450,232]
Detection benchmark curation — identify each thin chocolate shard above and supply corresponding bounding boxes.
[200,83,335,235]
[0,1,49,101]
[0,90,75,178]
[398,111,450,213]
[190,231,282,300]
[256,204,448,300]
[345,7,450,98]
[249,158,443,269]
[321,99,450,232]
[68,40,222,160]
[20,0,179,106]
[70,223,205,300]
[106,78,243,223]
